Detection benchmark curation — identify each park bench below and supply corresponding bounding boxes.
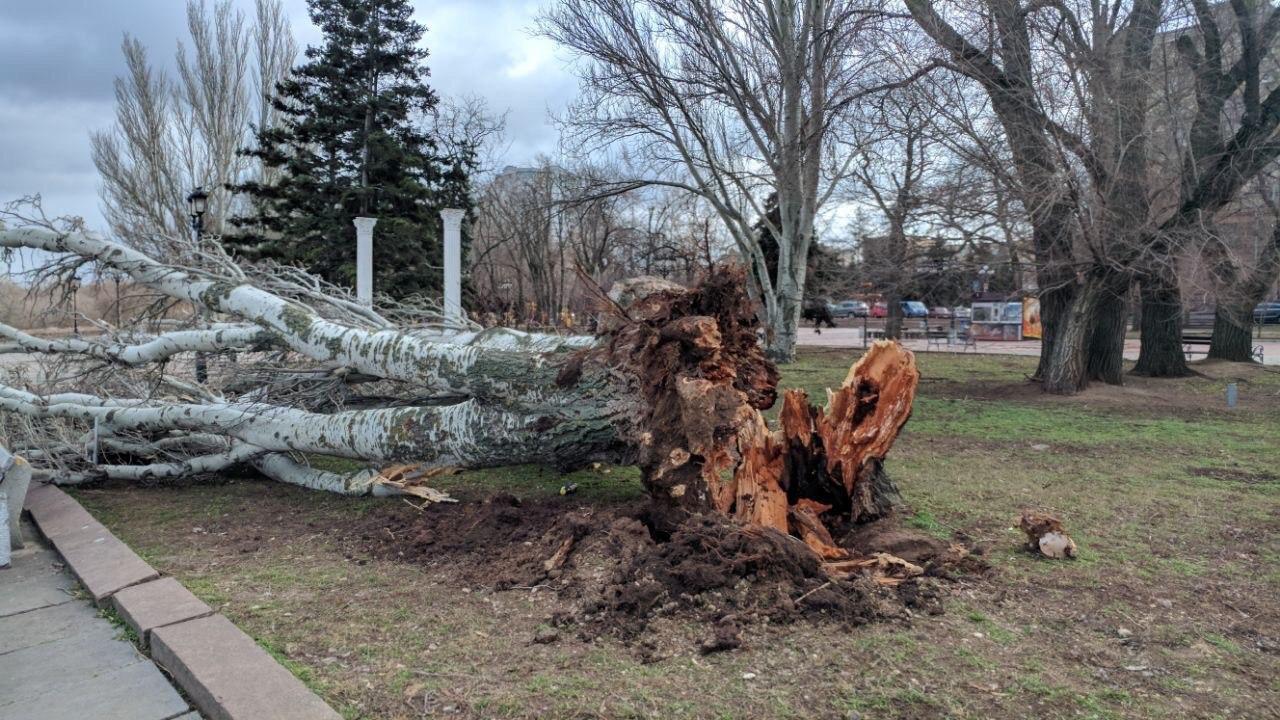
[1181,311,1263,361]
[925,322,977,352]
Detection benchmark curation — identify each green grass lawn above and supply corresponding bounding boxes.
[72,349,1280,719]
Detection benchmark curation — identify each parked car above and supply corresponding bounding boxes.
[952,306,972,320]
[928,306,953,319]
[1255,301,1280,324]
[902,301,929,318]
[831,300,869,318]
[871,301,929,318]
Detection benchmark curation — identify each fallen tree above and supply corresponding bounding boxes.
[0,221,919,572]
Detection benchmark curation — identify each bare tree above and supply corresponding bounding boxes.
[905,0,1176,389]
[925,74,1034,293]
[91,0,296,259]
[1157,0,1280,362]
[471,161,567,323]
[540,0,894,361]
[1203,174,1280,360]
[907,0,1280,389]
[848,87,939,339]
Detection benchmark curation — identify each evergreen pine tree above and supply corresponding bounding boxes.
[226,0,472,298]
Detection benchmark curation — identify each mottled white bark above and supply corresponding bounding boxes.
[64,442,269,483]
[447,327,596,352]
[0,229,572,408]
[0,322,275,366]
[0,383,624,469]
[252,453,378,494]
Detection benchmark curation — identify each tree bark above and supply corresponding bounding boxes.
[1132,276,1192,377]
[1207,222,1280,362]
[1042,273,1109,394]
[1208,308,1256,361]
[766,283,803,362]
[1086,277,1131,385]
[1034,281,1076,383]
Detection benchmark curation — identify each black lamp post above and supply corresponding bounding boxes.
[68,273,81,336]
[186,186,209,242]
[186,187,210,383]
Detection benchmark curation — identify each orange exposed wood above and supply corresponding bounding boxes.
[778,390,813,448]
[718,341,920,581]
[817,342,919,516]
[731,412,789,531]
[789,500,845,560]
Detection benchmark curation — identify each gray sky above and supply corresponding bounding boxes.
[0,0,577,233]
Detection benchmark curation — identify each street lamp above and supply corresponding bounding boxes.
[186,186,208,241]
[68,272,81,336]
[187,186,209,383]
[976,263,992,295]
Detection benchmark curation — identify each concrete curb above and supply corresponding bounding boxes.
[25,485,158,604]
[152,616,341,720]
[112,577,215,649]
[25,483,341,720]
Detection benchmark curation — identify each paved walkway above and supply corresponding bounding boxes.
[0,520,195,720]
[796,327,1280,365]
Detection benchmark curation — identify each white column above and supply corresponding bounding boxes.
[353,217,377,306]
[440,208,465,321]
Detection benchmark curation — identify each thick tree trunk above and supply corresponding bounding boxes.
[1208,308,1256,361]
[1132,276,1192,377]
[766,285,802,363]
[1043,269,1131,394]
[1086,278,1130,385]
[0,229,566,409]
[1207,223,1280,362]
[884,291,904,340]
[1034,281,1075,383]
[1042,274,1106,394]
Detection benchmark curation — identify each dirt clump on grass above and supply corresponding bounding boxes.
[353,492,606,590]
[570,514,887,638]
[348,491,982,645]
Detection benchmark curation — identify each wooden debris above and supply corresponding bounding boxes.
[822,553,925,586]
[543,535,577,573]
[371,464,458,504]
[1018,510,1077,559]
[789,500,845,560]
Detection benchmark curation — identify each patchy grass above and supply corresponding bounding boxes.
[72,350,1280,719]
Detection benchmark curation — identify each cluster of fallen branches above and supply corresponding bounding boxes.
[0,199,595,497]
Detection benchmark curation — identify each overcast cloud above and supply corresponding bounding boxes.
[0,0,577,233]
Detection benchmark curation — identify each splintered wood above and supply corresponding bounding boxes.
[729,341,922,584]
[372,464,458,504]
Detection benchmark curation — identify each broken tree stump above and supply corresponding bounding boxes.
[676,340,922,579]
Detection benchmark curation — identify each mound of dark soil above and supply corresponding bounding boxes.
[353,492,607,589]
[348,492,983,645]
[569,515,885,638]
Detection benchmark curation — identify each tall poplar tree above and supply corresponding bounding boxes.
[227,0,471,298]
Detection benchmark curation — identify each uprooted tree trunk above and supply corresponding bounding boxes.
[0,227,918,557]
